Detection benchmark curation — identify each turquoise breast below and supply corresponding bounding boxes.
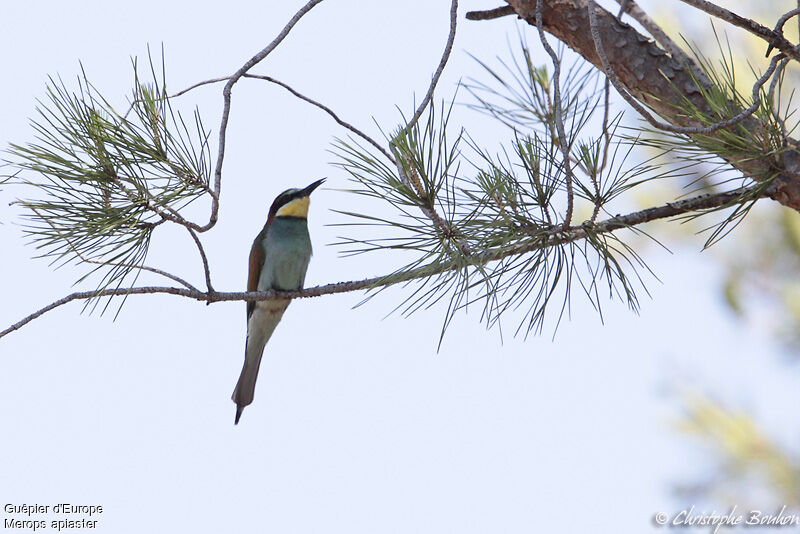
[257,217,312,291]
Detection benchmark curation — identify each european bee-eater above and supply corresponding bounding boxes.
[232,178,324,424]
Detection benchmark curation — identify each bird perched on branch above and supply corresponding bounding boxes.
[232,178,325,424]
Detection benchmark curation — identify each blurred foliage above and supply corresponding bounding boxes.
[643,0,800,511]
[675,394,800,506]
[639,1,800,351]
[719,206,800,348]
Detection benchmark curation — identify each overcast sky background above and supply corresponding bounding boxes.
[1,1,798,532]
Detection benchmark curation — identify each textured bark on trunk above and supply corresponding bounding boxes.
[490,0,800,209]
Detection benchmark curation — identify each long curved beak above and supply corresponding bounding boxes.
[301,178,325,197]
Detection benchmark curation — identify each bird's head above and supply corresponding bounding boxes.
[269,178,325,219]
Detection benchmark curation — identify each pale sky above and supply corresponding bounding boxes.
[1,1,797,533]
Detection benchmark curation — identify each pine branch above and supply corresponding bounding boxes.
[7,65,211,296]
[587,0,785,136]
[389,0,467,253]
[492,0,800,210]
[1,187,756,340]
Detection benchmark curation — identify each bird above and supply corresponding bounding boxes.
[232,178,324,424]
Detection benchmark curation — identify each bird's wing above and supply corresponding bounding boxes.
[247,235,265,320]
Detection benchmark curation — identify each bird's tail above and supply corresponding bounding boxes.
[232,357,262,424]
[232,301,289,424]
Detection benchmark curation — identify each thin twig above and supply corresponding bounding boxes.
[593,0,630,223]
[535,0,575,228]
[171,76,230,99]
[766,7,800,56]
[594,80,610,224]
[186,226,214,294]
[403,0,459,135]
[2,287,192,339]
[86,259,198,293]
[242,74,395,163]
[587,0,784,135]
[26,205,199,293]
[675,0,800,61]
[206,0,326,232]
[123,76,230,120]
[2,187,758,340]
[150,73,395,164]
[109,176,201,230]
[466,5,515,21]
[169,70,464,255]
[391,0,469,255]
[768,58,790,138]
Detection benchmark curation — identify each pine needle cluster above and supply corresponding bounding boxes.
[333,37,791,340]
[7,55,211,301]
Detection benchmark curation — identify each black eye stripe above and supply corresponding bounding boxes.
[282,190,305,203]
[268,182,320,217]
[269,189,306,216]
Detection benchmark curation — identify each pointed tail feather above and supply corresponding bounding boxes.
[232,355,263,424]
[231,300,290,424]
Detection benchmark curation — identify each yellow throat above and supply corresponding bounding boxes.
[276,196,310,218]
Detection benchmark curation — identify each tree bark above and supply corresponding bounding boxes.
[492,0,800,210]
